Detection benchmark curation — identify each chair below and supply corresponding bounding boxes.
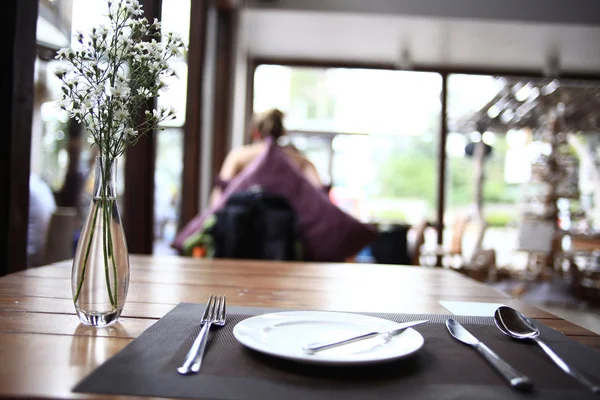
[418,215,471,268]
[44,207,78,264]
[418,215,496,281]
[567,235,600,303]
[409,221,428,266]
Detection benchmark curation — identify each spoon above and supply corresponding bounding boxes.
[494,306,600,394]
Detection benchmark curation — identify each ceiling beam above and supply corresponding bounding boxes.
[250,56,600,82]
[245,0,600,26]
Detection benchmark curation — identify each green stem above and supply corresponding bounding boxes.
[102,199,116,308]
[107,199,118,307]
[100,161,116,308]
[73,201,101,304]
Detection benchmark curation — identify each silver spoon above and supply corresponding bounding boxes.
[494,306,600,394]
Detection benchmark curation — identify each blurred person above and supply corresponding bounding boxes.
[210,109,322,205]
[28,174,57,267]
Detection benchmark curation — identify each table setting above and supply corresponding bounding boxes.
[72,295,600,400]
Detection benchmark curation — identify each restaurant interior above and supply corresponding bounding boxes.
[2,0,600,398]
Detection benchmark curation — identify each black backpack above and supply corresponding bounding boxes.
[209,189,300,261]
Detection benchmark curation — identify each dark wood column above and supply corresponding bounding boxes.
[0,0,38,276]
[244,61,257,145]
[435,73,449,267]
[179,0,209,230]
[123,0,162,254]
[211,7,236,177]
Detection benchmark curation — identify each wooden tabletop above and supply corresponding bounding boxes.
[1,255,599,399]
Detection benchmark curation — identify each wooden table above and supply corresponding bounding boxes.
[1,255,599,399]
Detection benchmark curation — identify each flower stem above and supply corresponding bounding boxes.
[102,199,116,308]
[107,199,118,307]
[73,201,101,304]
[100,160,116,309]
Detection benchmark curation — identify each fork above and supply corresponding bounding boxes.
[177,295,227,375]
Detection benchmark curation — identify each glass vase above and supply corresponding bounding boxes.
[72,156,129,327]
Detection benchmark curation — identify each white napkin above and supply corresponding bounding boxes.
[440,301,506,317]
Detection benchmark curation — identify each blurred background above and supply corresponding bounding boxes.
[10,0,600,329]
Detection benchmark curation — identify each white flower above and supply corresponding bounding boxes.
[54,0,181,158]
[114,109,128,121]
[56,48,72,60]
[107,84,129,98]
[137,87,152,98]
[94,83,106,97]
[72,109,85,121]
[54,67,68,78]
[117,35,127,44]
[58,99,72,110]
[129,6,144,16]
[124,127,137,137]
[98,25,109,37]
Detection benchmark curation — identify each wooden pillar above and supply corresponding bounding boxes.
[435,73,449,267]
[473,139,485,222]
[0,0,38,275]
[244,62,257,145]
[123,0,162,254]
[179,0,209,229]
[211,7,236,177]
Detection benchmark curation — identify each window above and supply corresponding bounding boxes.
[154,0,190,254]
[446,74,523,265]
[253,65,442,224]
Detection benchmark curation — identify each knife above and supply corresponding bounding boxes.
[446,319,533,391]
[303,319,428,354]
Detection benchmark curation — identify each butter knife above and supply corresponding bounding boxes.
[303,319,428,354]
[446,319,533,391]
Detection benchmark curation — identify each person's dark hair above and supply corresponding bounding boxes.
[253,109,285,139]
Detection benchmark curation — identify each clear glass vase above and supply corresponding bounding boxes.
[72,156,129,327]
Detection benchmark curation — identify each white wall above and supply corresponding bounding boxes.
[243,10,600,74]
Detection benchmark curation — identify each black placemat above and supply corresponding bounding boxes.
[74,303,600,400]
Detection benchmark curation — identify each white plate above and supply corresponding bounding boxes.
[232,311,425,365]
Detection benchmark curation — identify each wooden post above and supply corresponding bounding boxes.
[0,0,38,275]
[123,0,162,254]
[435,73,449,267]
[473,139,485,223]
[211,8,236,177]
[179,0,209,230]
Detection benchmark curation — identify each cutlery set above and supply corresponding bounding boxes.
[179,296,599,394]
[448,306,600,394]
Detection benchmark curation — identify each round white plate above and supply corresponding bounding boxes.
[232,311,425,365]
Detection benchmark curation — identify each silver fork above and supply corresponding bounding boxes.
[177,295,227,375]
